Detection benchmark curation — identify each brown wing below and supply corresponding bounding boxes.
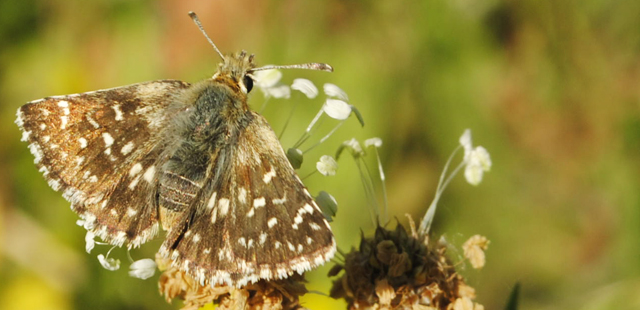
[16,80,190,248]
[159,112,335,287]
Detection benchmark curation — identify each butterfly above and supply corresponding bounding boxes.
[15,12,336,287]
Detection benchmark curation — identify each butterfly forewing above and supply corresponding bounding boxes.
[158,111,335,286]
[16,80,190,247]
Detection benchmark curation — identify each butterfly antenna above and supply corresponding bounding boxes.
[250,63,333,73]
[188,12,225,61]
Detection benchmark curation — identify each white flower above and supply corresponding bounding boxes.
[291,78,318,99]
[323,99,351,120]
[324,83,349,101]
[459,129,492,186]
[343,138,363,156]
[264,84,291,99]
[97,254,120,271]
[252,69,291,99]
[459,129,473,160]
[85,231,95,253]
[129,258,157,280]
[365,137,383,148]
[464,146,491,186]
[473,146,492,170]
[253,68,282,88]
[316,155,338,176]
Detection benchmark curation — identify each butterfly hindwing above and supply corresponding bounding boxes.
[16,80,191,247]
[159,112,335,286]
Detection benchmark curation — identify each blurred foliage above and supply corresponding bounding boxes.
[2,0,640,309]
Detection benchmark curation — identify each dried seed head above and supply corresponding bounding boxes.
[157,255,308,310]
[329,219,486,309]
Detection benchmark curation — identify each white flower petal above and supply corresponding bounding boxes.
[464,154,485,186]
[291,78,318,99]
[459,129,473,160]
[97,254,120,271]
[323,83,349,101]
[265,84,291,99]
[365,137,383,148]
[323,99,351,120]
[344,138,363,155]
[316,155,338,176]
[459,129,472,148]
[129,258,157,280]
[85,232,95,254]
[253,69,282,88]
[473,146,492,171]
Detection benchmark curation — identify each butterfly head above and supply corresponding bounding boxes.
[189,11,333,97]
[213,50,257,94]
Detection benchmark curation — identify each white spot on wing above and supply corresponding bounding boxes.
[57,100,69,108]
[218,198,230,216]
[75,156,84,166]
[259,232,267,245]
[102,133,114,147]
[273,194,287,205]
[112,104,124,121]
[310,223,321,231]
[126,207,137,216]
[121,141,134,155]
[253,197,266,208]
[268,217,278,228]
[143,166,155,183]
[207,192,217,209]
[78,138,87,149]
[86,114,100,128]
[303,204,314,214]
[211,207,218,223]
[238,187,247,204]
[129,175,141,189]
[263,167,276,183]
[21,130,31,142]
[238,237,246,247]
[294,214,303,225]
[60,116,68,129]
[129,163,143,176]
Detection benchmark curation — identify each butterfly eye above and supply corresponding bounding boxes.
[243,75,254,93]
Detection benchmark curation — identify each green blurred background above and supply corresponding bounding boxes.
[2,0,640,309]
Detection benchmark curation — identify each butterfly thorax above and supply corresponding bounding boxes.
[157,59,257,231]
